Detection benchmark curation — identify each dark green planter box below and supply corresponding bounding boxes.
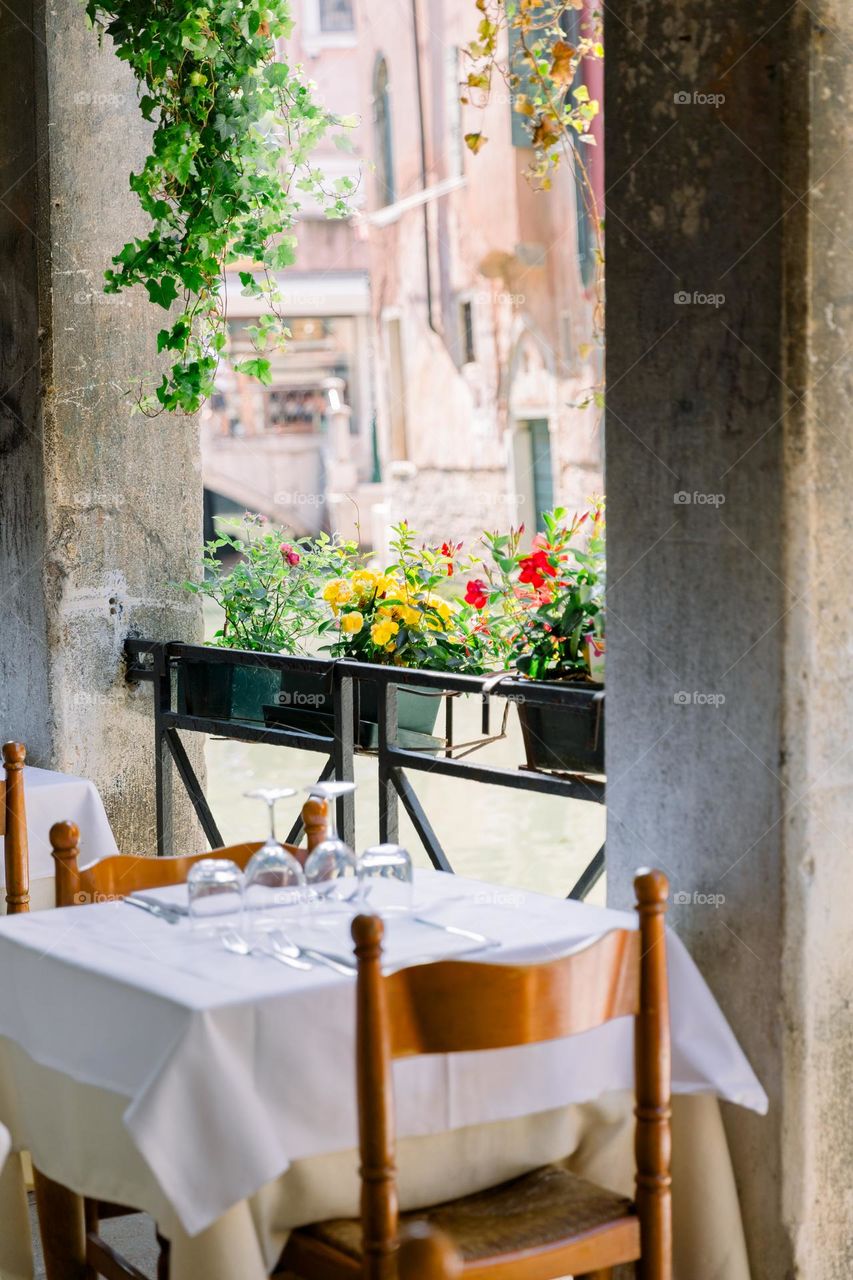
[518,685,605,774]
[179,658,283,725]
[357,683,443,749]
[264,678,443,750]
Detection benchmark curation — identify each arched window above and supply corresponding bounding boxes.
[373,56,395,207]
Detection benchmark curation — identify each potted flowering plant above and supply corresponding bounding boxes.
[313,523,495,746]
[469,503,606,773]
[181,517,355,723]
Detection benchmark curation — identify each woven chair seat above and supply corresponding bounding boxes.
[297,1162,638,1264]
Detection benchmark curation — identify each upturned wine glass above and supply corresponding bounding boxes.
[358,843,414,913]
[303,780,359,913]
[243,786,305,930]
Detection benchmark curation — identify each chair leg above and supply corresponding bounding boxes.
[156,1231,171,1280]
[33,1167,87,1280]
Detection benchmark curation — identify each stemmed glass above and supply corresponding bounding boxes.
[358,843,414,913]
[243,786,306,931]
[303,781,359,914]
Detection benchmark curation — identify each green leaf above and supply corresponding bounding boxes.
[234,356,273,384]
[145,276,179,309]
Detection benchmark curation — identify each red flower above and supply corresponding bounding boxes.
[440,541,459,575]
[518,550,557,589]
[280,542,300,566]
[465,578,489,609]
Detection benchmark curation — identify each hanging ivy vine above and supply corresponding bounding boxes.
[85,0,354,414]
[462,0,605,400]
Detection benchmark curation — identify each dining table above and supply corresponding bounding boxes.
[0,765,118,911]
[0,869,766,1280]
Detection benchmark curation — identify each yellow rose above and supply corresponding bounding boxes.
[371,618,399,647]
[351,569,379,600]
[394,603,421,628]
[341,610,364,634]
[322,578,353,607]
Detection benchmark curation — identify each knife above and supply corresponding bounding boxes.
[124,896,183,925]
[412,916,499,946]
[128,892,189,916]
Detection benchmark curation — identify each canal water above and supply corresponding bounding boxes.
[205,693,606,905]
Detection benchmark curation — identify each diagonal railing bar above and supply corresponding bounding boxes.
[568,844,606,901]
[163,726,223,849]
[391,768,453,873]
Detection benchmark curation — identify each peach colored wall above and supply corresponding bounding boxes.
[204,0,603,545]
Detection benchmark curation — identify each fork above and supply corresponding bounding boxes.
[267,930,357,976]
[221,930,313,972]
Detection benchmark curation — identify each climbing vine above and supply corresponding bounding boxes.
[462,0,605,388]
[85,0,354,414]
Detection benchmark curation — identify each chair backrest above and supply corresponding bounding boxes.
[50,797,329,908]
[351,868,671,1277]
[2,742,29,915]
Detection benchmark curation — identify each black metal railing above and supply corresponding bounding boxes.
[124,638,606,899]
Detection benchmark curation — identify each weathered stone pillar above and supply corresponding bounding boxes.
[0,0,202,854]
[605,2,852,1276]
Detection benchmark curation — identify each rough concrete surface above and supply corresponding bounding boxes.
[605,2,852,1276]
[0,0,203,854]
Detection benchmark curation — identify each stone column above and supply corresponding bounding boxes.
[604,2,852,1276]
[0,0,202,856]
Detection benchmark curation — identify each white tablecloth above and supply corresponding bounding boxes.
[0,766,118,903]
[0,870,766,1238]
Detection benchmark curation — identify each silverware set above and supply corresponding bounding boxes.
[124,892,500,970]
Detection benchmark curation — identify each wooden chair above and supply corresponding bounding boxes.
[398,1224,462,1279]
[34,797,330,1280]
[1,741,29,914]
[280,868,671,1280]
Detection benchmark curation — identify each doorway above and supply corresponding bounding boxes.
[513,418,554,534]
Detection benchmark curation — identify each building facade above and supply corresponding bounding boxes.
[202,0,604,551]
